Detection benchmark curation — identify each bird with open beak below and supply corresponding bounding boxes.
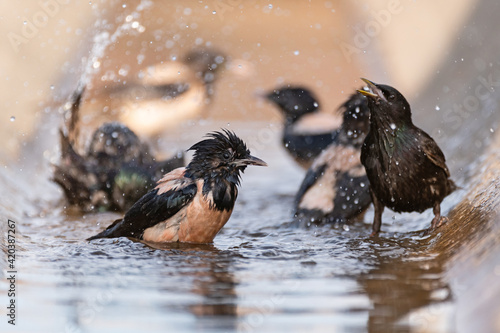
[87,130,267,244]
[358,79,456,236]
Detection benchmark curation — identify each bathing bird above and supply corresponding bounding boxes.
[295,92,371,224]
[264,86,342,168]
[87,130,267,243]
[358,79,456,236]
[68,48,227,147]
[53,87,184,212]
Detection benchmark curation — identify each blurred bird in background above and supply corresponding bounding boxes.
[264,86,342,168]
[294,92,371,225]
[53,86,184,213]
[70,48,227,149]
[88,130,267,243]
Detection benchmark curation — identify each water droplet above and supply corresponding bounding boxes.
[23,21,27,25]
[50,85,54,90]
[111,131,118,138]
[122,4,127,8]
[435,105,440,111]
[390,197,395,202]
[342,224,350,231]
[490,128,495,133]
[395,161,399,166]
[93,60,101,69]
[10,116,15,122]
[390,123,397,130]
[293,50,300,55]
[360,182,365,188]
[313,102,319,107]
[212,10,216,14]
[268,4,273,9]
[293,105,299,110]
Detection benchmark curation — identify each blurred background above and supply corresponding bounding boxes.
[1,0,478,161]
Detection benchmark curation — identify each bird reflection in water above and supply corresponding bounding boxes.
[144,242,239,320]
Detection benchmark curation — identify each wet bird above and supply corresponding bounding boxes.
[265,86,342,168]
[358,79,456,236]
[54,86,183,212]
[53,122,184,212]
[87,130,267,244]
[295,93,372,224]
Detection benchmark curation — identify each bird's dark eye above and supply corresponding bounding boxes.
[223,152,231,160]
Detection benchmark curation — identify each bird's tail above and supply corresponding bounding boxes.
[448,179,460,195]
[87,218,122,241]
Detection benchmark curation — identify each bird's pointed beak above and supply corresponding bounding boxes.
[358,78,387,102]
[233,155,268,167]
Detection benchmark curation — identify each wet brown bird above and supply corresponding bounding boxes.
[87,130,267,244]
[295,93,371,224]
[358,79,456,236]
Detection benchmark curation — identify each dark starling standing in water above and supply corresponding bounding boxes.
[264,86,342,168]
[358,79,456,236]
[295,93,371,224]
[87,130,267,244]
[53,122,184,212]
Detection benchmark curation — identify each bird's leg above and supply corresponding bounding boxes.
[370,187,384,236]
[430,202,448,230]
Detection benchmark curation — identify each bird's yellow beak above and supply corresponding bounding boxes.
[357,78,387,102]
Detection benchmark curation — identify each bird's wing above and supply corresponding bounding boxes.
[420,132,450,178]
[295,163,327,208]
[88,168,197,240]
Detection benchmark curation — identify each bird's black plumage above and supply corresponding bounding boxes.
[295,93,371,224]
[87,184,198,240]
[358,79,456,235]
[265,86,340,168]
[87,130,267,243]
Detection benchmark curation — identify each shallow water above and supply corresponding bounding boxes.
[0,116,493,333]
